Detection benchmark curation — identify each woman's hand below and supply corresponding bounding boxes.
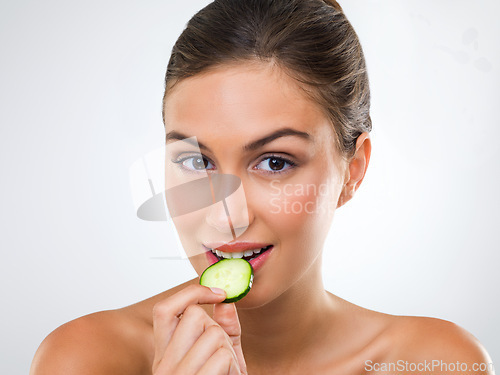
[152,284,248,375]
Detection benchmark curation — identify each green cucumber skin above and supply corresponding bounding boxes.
[222,274,253,303]
[199,259,254,303]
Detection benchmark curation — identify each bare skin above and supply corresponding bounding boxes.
[31,62,493,375]
[30,280,493,375]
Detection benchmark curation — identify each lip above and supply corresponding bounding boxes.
[249,245,273,272]
[203,242,273,252]
[205,248,220,266]
[203,243,274,272]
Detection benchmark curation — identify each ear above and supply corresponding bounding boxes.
[337,132,371,208]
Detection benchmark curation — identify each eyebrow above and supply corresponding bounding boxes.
[165,128,311,152]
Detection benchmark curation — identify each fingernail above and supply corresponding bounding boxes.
[210,287,226,296]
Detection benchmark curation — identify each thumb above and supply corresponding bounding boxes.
[213,302,240,337]
[213,303,247,374]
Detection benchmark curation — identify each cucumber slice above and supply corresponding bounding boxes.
[199,258,254,303]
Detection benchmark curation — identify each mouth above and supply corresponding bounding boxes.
[204,244,273,262]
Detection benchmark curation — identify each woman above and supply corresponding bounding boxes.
[31,0,493,374]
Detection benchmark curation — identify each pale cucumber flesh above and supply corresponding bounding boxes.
[199,258,254,303]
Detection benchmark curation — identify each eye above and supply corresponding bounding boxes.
[254,155,296,174]
[172,154,215,172]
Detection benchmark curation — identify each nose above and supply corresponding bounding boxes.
[205,173,251,239]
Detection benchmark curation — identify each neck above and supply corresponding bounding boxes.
[237,256,334,367]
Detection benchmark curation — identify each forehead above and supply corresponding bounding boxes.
[163,61,335,145]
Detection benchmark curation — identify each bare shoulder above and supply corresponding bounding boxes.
[375,315,494,374]
[30,278,198,375]
[29,309,153,375]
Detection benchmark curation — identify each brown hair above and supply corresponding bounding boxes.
[163,0,371,160]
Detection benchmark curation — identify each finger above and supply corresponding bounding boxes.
[213,303,247,374]
[197,347,241,375]
[152,284,226,370]
[166,305,234,365]
[213,303,241,338]
[175,324,238,374]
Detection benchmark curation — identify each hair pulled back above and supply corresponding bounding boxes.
[164,0,371,160]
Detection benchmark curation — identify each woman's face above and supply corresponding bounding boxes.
[163,61,348,308]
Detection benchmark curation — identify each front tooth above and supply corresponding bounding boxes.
[215,250,222,257]
[243,250,254,257]
[220,251,231,259]
[232,251,244,259]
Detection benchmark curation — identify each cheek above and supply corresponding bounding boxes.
[267,191,317,226]
[172,214,198,246]
[263,181,339,237]
[170,208,210,258]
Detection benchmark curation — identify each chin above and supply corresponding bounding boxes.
[234,294,268,310]
[234,280,284,310]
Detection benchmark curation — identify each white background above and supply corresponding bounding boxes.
[1,1,498,374]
